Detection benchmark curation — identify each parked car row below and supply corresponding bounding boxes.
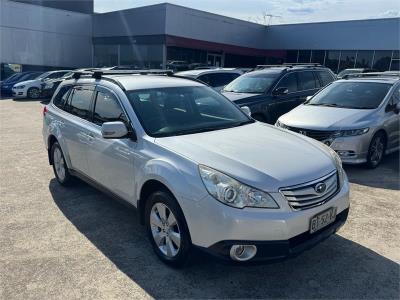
[43,69,351,267]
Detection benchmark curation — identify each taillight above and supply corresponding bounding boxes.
[43,106,48,117]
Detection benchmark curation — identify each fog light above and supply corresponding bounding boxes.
[229,245,257,261]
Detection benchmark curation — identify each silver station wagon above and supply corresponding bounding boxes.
[43,70,350,267]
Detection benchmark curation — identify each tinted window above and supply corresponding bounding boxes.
[308,82,392,109]
[298,72,317,90]
[65,87,93,119]
[276,73,298,93]
[317,71,335,87]
[224,72,280,93]
[93,91,127,125]
[127,86,252,137]
[199,73,240,87]
[53,85,72,109]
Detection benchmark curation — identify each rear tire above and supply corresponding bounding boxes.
[145,190,192,268]
[27,87,40,99]
[366,132,386,169]
[51,142,72,185]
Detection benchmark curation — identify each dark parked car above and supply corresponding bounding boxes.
[221,64,336,124]
[0,72,43,96]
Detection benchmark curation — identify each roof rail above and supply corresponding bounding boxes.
[72,69,174,80]
[342,72,400,79]
[254,63,323,70]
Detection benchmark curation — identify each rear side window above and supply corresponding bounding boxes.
[298,71,318,90]
[65,87,93,120]
[317,71,335,87]
[276,73,298,93]
[53,85,72,109]
[93,90,128,125]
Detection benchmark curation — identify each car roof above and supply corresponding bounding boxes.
[68,74,205,90]
[337,77,399,84]
[175,68,241,76]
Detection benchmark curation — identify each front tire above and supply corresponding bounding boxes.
[145,190,191,267]
[27,87,40,99]
[366,132,386,169]
[51,142,72,185]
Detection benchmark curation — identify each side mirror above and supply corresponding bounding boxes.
[101,121,128,139]
[273,87,289,96]
[241,106,251,116]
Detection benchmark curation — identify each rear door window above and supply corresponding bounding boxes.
[317,71,335,87]
[276,73,298,93]
[65,86,94,120]
[298,71,318,90]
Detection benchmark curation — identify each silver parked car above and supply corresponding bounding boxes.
[276,75,400,168]
[43,70,349,267]
[175,68,243,92]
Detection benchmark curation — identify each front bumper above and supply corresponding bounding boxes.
[200,208,349,262]
[12,88,27,98]
[330,134,372,164]
[181,177,350,250]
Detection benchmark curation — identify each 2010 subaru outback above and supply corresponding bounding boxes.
[43,70,350,267]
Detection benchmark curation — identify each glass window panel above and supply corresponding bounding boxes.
[355,50,374,68]
[93,45,118,68]
[298,71,317,90]
[392,50,400,59]
[298,50,311,63]
[65,88,93,120]
[276,73,298,93]
[390,60,400,71]
[338,50,356,72]
[120,44,163,69]
[325,51,340,74]
[93,91,127,125]
[311,50,325,65]
[373,50,392,71]
[286,50,298,63]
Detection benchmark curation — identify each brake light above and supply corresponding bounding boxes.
[43,106,48,117]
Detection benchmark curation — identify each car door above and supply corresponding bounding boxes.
[85,86,136,201]
[384,85,400,151]
[297,71,321,104]
[62,85,95,176]
[270,72,301,122]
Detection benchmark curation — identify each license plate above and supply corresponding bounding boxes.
[310,207,337,234]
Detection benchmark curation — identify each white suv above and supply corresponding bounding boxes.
[43,70,350,267]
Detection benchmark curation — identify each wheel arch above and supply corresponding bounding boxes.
[47,135,58,165]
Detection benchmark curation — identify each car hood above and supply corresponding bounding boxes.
[221,91,263,102]
[155,122,335,192]
[13,80,38,87]
[279,104,375,130]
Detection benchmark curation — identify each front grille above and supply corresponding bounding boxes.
[280,171,339,210]
[287,126,334,141]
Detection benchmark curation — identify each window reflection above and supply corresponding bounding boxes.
[338,50,356,71]
[298,50,311,63]
[325,51,340,73]
[355,50,374,68]
[373,50,392,71]
[311,50,325,65]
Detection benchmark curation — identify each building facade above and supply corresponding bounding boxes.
[1,0,399,78]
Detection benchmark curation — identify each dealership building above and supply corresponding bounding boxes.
[1,0,399,78]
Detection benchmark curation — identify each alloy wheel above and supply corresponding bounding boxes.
[370,136,384,165]
[53,147,66,181]
[150,203,181,258]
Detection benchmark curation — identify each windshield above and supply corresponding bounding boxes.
[127,86,253,137]
[223,72,279,93]
[307,81,392,109]
[35,72,52,80]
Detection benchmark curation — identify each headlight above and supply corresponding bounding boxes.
[198,165,279,209]
[275,120,288,129]
[15,85,25,89]
[326,147,345,189]
[333,128,369,137]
